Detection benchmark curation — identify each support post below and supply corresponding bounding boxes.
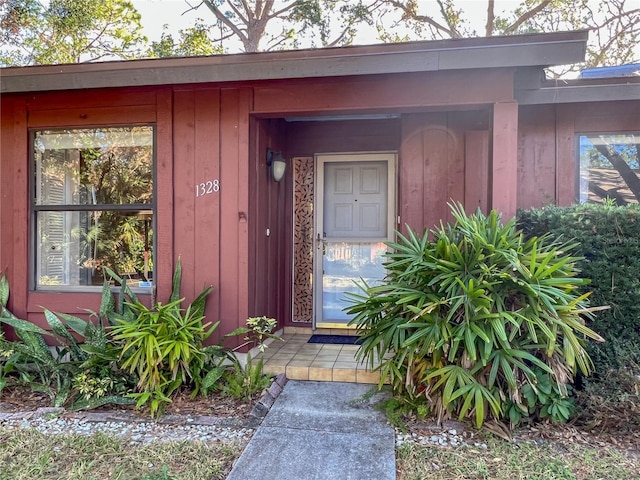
[491,102,519,220]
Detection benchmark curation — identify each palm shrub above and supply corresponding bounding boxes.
[518,203,640,374]
[346,203,604,429]
[109,257,217,416]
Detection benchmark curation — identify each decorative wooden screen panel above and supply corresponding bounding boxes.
[293,157,314,323]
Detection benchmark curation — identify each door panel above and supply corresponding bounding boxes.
[315,153,395,328]
[323,161,387,238]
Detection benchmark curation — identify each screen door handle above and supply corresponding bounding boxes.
[316,233,326,254]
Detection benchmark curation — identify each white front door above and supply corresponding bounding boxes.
[314,153,396,328]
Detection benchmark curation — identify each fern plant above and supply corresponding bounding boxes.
[221,354,272,401]
[346,203,604,429]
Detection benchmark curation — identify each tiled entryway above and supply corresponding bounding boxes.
[255,328,382,384]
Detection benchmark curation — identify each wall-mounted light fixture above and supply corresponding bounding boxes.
[266,148,286,182]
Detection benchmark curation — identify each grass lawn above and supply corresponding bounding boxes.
[0,427,242,480]
[396,436,640,480]
[1,425,638,480]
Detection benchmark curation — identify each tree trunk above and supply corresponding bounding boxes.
[587,136,640,203]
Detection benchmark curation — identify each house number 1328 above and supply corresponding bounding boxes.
[195,180,220,197]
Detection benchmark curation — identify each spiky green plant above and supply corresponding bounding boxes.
[0,270,136,409]
[346,203,604,429]
[221,354,271,402]
[109,257,215,416]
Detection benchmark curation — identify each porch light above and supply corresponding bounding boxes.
[266,149,286,182]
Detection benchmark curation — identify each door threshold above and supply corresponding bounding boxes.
[282,326,359,336]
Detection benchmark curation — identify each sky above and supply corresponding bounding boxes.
[132,0,384,48]
[133,1,200,39]
[132,0,520,50]
[131,0,638,65]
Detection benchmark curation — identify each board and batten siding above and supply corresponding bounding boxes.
[171,87,252,341]
[2,74,635,336]
[0,86,255,342]
[517,100,640,209]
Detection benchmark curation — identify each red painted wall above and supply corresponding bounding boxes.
[0,86,254,343]
[399,110,492,232]
[517,101,640,209]
[2,71,636,339]
[171,87,252,342]
[248,118,291,331]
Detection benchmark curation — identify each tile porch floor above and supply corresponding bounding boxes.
[254,328,382,384]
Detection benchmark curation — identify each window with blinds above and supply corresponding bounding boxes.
[32,126,154,290]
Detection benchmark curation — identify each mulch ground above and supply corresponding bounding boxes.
[0,385,256,419]
[401,413,640,457]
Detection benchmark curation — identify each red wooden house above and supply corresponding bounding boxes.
[1,30,638,340]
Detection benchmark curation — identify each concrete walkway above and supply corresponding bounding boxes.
[226,381,396,480]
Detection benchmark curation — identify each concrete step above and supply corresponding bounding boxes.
[226,381,395,480]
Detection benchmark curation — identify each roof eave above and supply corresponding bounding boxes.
[516,79,640,104]
[0,31,588,94]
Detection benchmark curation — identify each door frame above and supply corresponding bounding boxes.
[313,152,397,329]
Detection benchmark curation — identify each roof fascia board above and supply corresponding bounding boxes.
[1,36,587,94]
[437,40,585,70]
[516,83,640,104]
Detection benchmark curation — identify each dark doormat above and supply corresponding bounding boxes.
[308,335,361,345]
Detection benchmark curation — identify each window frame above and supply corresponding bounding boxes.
[29,124,157,293]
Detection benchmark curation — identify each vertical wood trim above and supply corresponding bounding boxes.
[447,128,465,209]
[172,90,197,301]
[248,118,264,319]
[237,88,251,329]
[219,88,251,337]
[555,105,576,206]
[219,89,238,336]
[194,89,221,326]
[12,98,28,317]
[246,117,259,319]
[0,98,11,277]
[422,121,452,227]
[0,97,19,315]
[491,102,519,219]
[156,88,174,302]
[399,114,425,233]
[464,131,490,213]
[273,120,291,326]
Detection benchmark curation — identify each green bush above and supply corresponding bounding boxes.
[574,338,640,431]
[0,271,135,409]
[0,261,278,418]
[518,203,640,373]
[346,203,603,429]
[221,353,272,401]
[109,258,217,416]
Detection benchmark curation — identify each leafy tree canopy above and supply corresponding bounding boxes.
[185,0,378,52]
[147,20,223,58]
[0,0,147,66]
[377,0,639,76]
[2,0,637,76]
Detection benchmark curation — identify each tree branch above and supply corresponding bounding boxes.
[201,0,248,44]
[228,1,249,25]
[485,0,495,36]
[326,25,352,47]
[587,136,640,203]
[436,0,461,37]
[388,0,460,38]
[268,1,299,20]
[504,0,552,34]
